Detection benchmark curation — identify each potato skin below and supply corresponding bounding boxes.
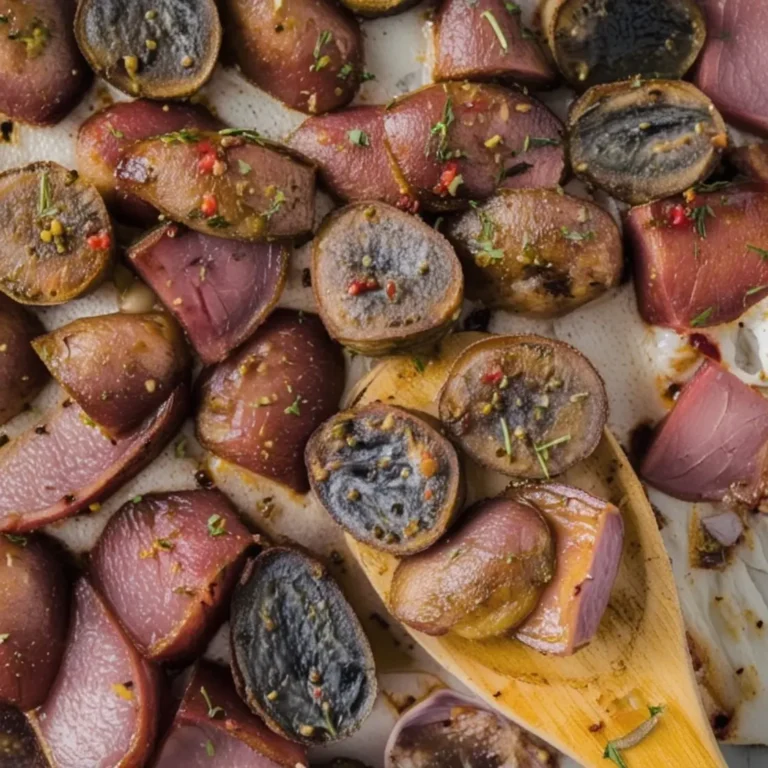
[77,100,222,225]
[0,295,47,427]
[445,189,622,316]
[390,497,554,639]
[223,0,363,114]
[0,535,70,710]
[337,0,420,18]
[196,310,345,493]
[0,0,90,125]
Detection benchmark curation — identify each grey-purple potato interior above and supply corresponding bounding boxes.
[74,0,221,99]
[547,0,705,89]
[230,549,377,744]
[76,100,222,225]
[384,82,565,211]
[445,189,622,317]
[434,0,555,86]
[306,404,463,555]
[31,579,160,768]
[627,185,768,330]
[0,386,188,533]
[90,491,253,663]
[222,0,362,114]
[312,202,463,355]
[128,224,288,365]
[568,79,727,205]
[288,106,404,205]
[642,360,768,504]
[116,131,316,241]
[0,0,90,126]
[0,535,69,711]
[438,335,607,479]
[32,313,190,437]
[0,705,48,768]
[510,483,624,656]
[389,497,555,638]
[196,310,345,493]
[0,162,112,305]
[0,295,47,426]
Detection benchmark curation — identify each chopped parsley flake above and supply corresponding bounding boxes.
[206,216,231,230]
[218,128,264,145]
[237,159,252,175]
[347,129,370,147]
[690,306,714,327]
[207,514,227,537]
[426,95,455,161]
[688,205,715,238]
[500,417,513,457]
[264,189,286,220]
[284,396,302,416]
[311,30,333,71]
[159,129,200,145]
[533,435,571,479]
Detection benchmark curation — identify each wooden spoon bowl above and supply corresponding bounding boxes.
[344,333,725,768]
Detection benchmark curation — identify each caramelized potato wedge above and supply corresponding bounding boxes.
[116,130,316,241]
[0,535,69,710]
[30,580,160,768]
[230,548,377,744]
[197,310,345,493]
[77,100,222,224]
[0,296,47,426]
[434,0,555,86]
[569,79,728,205]
[0,163,113,305]
[306,404,464,555]
[446,189,622,316]
[542,0,705,89]
[288,107,405,205]
[33,313,190,437]
[384,83,565,211]
[75,0,221,99]
[91,491,253,663]
[313,202,464,355]
[439,335,607,479]
[509,483,624,655]
[154,662,308,767]
[222,0,363,114]
[390,497,554,639]
[129,224,288,365]
[0,387,188,533]
[0,0,89,125]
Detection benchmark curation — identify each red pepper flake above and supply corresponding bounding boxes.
[386,280,397,300]
[347,277,380,296]
[424,488,433,501]
[668,203,687,228]
[433,161,459,196]
[396,194,420,214]
[481,368,503,385]
[200,193,218,218]
[197,151,216,174]
[312,687,323,699]
[86,231,111,250]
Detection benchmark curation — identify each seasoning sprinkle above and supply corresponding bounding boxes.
[426,95,454,161]
[533,435,571,479]
[284,396,302,416]
[500,417,512,457]
[347,128,370,147]
[200,686,224,719]
[690,306,714,327]
[481,10,508,52]
[311,30,333,71]
[205,740,215,757]
[207,514,227,537]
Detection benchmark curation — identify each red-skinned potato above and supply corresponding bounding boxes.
[116,130,316,241]
[33,313,190,437]
[0,534,69,710]
[627,184,768,329]
[0,0,90,125]
[384,82,565,211]
[288,106,406,205]
[0,162,113,305]
[197,310,345,493]
[0,705,48,767]
[74,0,221,99]
[222,0,363,114]
[390,497,555,639]
[29,579,161,768]
[76,100,222,225]
[90,490,253,663]
[445,189,622,316]
[0,387,188,533]
[154,661,308,767]
[0,295,47,426]
[510,483,624,656]
[128,224,288,366]
[434,0,555,86]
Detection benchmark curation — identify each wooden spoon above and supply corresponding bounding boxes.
[344,332,726,768]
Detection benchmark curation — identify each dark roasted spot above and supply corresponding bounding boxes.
[463,307,491,332]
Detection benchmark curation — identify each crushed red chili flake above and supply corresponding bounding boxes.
[347,277,380,296]
[386,280,397,300]
[86,231,111,250]
[198,152,216,174]
[424,488,433,501]
[481,368,503,385]
[668,203,687,228]
[433,161,459,196]
[200,193,218,218]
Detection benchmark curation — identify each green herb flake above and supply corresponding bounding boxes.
[694,180,731,193]
[347,129,370,147]
[206,215,231,230]
[337,63,353,80]
[159,129,201,145]
[218,128,264,145]
[481,10,508,52]
[107,124,125,139]
[311,30,333,71]
[426,95,455,161]
[648,705,664,717]
[264,189,286,220]
[200,686,225,719]
[207,514,227,537]
[690,306,714,327]
[4,534,27,546]
[132,495,143,504]
[174,438,187,459]
[603,706,664,768]
[504,2,521,13]
[533,435,571,479]
[500,417,512,457]
[560,226,596,243]
[688,204,715,238]
[284,396,302,416]
[237,159,252,176]
[603,742,628,768]
[205,740,215,757]
[413,357,426,373]
[360,70,376,82]
[747,244,768,260]
[38,170,58,218]
[746,284,768,297]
